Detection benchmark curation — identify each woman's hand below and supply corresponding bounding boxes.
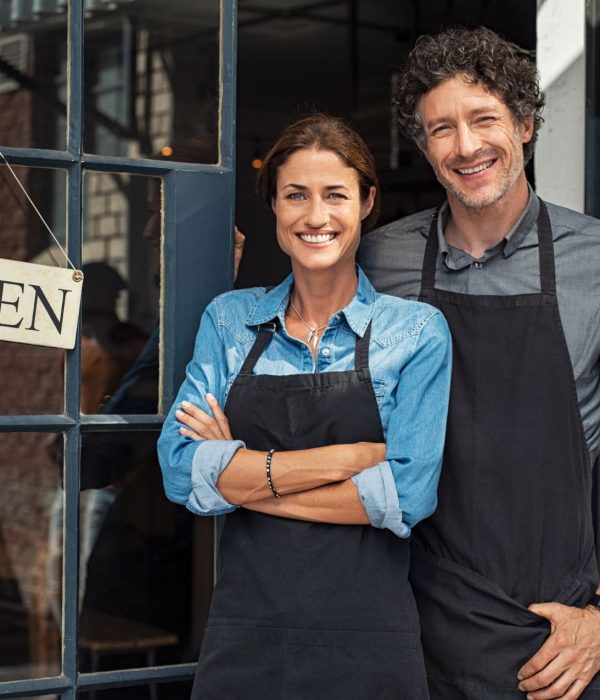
[176,394,233,441]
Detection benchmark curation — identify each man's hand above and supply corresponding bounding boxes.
[517,602,600,699]
[233,226,245,281]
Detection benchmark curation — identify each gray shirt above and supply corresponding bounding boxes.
[358,191,600,463]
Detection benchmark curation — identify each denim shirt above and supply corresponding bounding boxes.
[158,267,452,538]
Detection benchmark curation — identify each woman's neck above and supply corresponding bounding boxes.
[289,263,358,327]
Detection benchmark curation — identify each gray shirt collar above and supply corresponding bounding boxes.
[436,186,541,271]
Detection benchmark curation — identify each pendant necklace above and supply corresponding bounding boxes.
[290,299,328,349]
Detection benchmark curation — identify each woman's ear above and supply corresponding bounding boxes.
[271,196,277,214]
[360,186,376,220]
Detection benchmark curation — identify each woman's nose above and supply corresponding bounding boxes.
[304,198,329,228]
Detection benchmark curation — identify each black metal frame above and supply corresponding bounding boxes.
[586,0,600,219]
[0,0,237,696]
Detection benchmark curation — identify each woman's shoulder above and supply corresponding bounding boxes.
[205,287,269,340]
[369,292,448,344]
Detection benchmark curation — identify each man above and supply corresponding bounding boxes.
[358,26,600,700]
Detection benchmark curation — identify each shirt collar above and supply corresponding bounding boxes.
[434,185,540,270]
[245,265,377,338]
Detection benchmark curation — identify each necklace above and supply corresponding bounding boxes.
[290,299,328,349]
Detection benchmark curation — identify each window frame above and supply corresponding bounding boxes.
[0,0,237,696]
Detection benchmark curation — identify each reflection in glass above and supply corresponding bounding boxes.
[82,172,160,415]
[0,432,62,682]
[0,164,66,415]
[0,10,67,151]
[83,1,220,163]
[77,432,212,674]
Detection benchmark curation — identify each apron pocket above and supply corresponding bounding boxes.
[410,548,549,691]
[284,628,428,700]
[194,625,286,700]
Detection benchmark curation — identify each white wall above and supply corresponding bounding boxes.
[536,0,586,212]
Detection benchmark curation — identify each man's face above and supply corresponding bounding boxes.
[417,75,534,210]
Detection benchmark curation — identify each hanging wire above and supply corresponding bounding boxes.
[0,151,78,272]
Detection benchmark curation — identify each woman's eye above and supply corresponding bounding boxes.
[327,192,347,200]
[286,192,306,201]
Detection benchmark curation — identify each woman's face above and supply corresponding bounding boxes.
[272,148,375,274]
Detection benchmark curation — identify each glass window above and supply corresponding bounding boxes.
[0,164,66,415]
[81,172,160,415]
[83,0,220,163]
[0,11,67,151]
[77,431,213,673]
[0,432,62,682]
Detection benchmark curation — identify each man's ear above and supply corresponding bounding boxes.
[520,115,535,144]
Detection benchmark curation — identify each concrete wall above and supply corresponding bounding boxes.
[536,0,586,212]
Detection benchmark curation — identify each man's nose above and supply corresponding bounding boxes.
[455,123,482,159]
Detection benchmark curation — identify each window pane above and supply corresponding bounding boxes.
[83,1,220,163]
[82,172,160,415]
[0,432,62,682]
[0,165,66,415]
[78,432,212,673]
[0,9,67,151]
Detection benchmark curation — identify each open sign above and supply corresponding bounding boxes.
[0,259,83,349]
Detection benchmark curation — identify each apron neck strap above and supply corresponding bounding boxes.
[355,320,372,371]
[239,319,373,375]
[536,199,556,295]
[239,322,277,376]
[420,208,442,292]
[419,198,556,295]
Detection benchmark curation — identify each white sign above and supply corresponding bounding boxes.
[0,258,83,349]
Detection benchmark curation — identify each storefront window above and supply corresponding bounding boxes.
[83,1,220,163]
[81,172,161,415]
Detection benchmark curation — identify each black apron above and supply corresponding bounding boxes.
[412,200,600,698]
[192,320,429,700]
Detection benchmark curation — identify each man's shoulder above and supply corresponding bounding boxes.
[358,208,436,299]
[545,201,600,239]
[364,207,437,245]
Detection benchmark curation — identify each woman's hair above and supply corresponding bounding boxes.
[256,113,380,232]
[394,26,545,164]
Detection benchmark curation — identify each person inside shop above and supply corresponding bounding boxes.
[158,113,452,699]
[357,26,600,700]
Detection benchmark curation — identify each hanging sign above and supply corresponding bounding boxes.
[0,259,83,349]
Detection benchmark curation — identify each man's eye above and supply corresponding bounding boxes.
[431,125,450,136]
[476,116,496,124]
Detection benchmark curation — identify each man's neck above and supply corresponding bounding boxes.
[444,177,530,259]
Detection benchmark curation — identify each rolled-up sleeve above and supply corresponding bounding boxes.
[351,461,408,538]
[188,440,245,515]
[157,301,243,516]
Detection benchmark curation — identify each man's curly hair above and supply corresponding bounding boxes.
[395,27,545,164]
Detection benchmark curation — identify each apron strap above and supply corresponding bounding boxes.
[420,199,556,296]
[241,316,373,375]
[238,322,277,376]
[536,199,556,296]
[355,320,372,371]
[420,208,442,293]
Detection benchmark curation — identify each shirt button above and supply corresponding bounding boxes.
[322,347,331,357]
[474,261,483,269]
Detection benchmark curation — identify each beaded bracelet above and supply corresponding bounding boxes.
[265,448,281,498]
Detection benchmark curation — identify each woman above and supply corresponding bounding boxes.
[158,114,451,699]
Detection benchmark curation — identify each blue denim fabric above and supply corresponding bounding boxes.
[158,267,451,537]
